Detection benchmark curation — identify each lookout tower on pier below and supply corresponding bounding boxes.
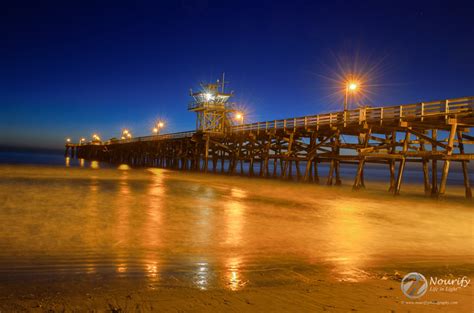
[188,74,234,133]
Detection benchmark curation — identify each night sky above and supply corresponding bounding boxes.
[1,0,473,149]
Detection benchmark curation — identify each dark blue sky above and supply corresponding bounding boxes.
[1,0,473,148]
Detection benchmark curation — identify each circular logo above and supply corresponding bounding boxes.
[401,272,428,299]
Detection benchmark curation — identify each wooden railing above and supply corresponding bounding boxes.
[91,97,472,145]
[103,130,195,145]
[230,96,473,133]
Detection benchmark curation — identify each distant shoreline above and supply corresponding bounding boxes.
[0,145,63,155]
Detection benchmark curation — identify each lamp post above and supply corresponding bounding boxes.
[344,82,358,111]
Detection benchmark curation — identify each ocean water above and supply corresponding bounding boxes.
[1,150,472,185]
[0,151,473,290]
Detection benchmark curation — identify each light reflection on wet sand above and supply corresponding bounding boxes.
[84,173,99,275]
[0,164,472,291]
[115,169,131,276]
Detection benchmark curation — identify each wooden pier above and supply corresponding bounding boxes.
[66,94,474,199]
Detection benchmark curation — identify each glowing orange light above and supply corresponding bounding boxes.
[348,82,358,91]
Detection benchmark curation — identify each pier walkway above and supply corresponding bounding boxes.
[66,96,474,198]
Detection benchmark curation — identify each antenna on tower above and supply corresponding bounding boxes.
[221,72,225,93]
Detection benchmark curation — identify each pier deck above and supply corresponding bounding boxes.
[66,96,474,198]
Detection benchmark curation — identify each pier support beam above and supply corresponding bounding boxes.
[203,135,210,172]
[439,123,457,196]
[457,131,472,199]
[431,129,439,197]
[394,130,410,196]
[282,133,294,179]
[353,128,372,190]
[419,133,431,195]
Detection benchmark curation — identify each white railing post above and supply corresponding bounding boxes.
[420,102,424,122]
[359,108,366,124]
[445,99,449,120]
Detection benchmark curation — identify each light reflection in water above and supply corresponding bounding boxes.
[65,157,70,167]
[115,171,131,275]
[224,187,246,246]
[327,201,371,282]
[195,262,209,290]
[116,264,127,274]
[225,257,246,290]
[145,258,159,281]
[231,187,247,199]
[91,160,99,169]
[79,158,85,167]
[192,186,216,245]
[145,170,164,248]
[118,164,130,170]
[84,175,100,274]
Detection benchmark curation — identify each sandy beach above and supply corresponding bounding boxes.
[1,271,472,312]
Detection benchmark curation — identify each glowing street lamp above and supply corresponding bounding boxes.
[121,129,132,140]
[344,81,358,111]
[66,138,71,143]
[80,138,86,144]
[92,134,101,141]
[234,112,244,125]
[153,121,165,135]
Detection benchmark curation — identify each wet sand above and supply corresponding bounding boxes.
[2,275,472,312]
[0,164,472,312]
